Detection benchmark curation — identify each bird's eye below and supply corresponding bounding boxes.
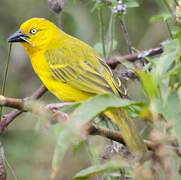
[30,29,38,34]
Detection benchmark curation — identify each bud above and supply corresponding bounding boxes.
[48,0,65,14]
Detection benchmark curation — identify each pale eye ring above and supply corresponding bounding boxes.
[30,28,37,34]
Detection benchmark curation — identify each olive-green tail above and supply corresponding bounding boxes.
[104,108,147,159]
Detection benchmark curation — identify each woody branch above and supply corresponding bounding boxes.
[0,93,181,158]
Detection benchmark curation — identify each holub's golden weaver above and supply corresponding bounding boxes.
[8,18,146,157]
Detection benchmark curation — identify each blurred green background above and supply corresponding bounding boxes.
[0,0,170,179]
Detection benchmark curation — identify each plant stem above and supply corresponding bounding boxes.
[0,43,12,122]
[165,20,173,39]
[119,17,133,54]
[98,8,106,59]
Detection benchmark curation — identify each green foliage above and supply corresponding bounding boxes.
[150,13,172,23]
[3,0,181,180]
[51,93,142,178]
[124,0,139,8]
[73,160,128,179]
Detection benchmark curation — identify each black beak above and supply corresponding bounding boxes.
[8,29,29,43]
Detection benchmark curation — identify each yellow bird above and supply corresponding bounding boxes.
[8,18,147,158]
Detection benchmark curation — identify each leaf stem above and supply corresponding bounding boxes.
[0,43,12,122]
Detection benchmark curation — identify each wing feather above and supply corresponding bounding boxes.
[45,48,118,95]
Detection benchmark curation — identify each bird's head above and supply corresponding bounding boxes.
[8,18,60,51]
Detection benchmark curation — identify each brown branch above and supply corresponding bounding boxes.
[0,96,22,109]
[106,46,163,68]
[30,84,47,99]
[0,85,47,131]
[85,123,126,145]
[86,123,181,158]
[1,94,181,158]
[86,122,151,150]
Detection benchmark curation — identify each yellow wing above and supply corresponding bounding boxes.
[45,46,123,96]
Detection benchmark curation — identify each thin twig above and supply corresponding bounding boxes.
[1,110,22,130]
[119,18,133,54]
[0,85,47,131]
[85,123,181,158]
[45,102,74,110]
[30,84,47,99]
[0,96,23,109]
[106,46,163,68]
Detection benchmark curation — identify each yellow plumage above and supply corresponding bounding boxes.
[8,18,147,158]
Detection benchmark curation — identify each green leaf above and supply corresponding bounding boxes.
[73,160,128,179]
[154,39,180,78]
[50,93,142,179]
[91,2,111,12]
[137,71,157,99]
[109,0,117,5]
[150,13,172,23]
[71,93,141,122]
[172,25,181,42]
[124,0,139,8]
[61,101,81,112]
[158,91,181,145]
[72,140,85,154]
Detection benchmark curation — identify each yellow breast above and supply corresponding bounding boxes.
[29,50,92,102]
